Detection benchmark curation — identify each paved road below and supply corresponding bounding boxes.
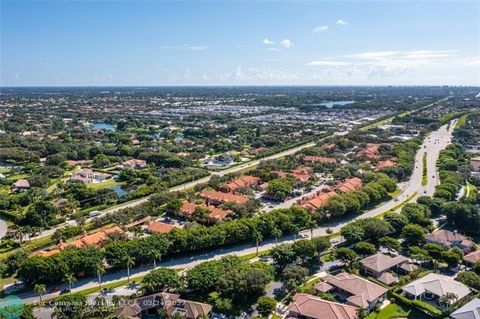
[11,120,455,306]
[0,219,7,239]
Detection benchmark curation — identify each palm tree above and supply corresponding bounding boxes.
[252,230,263,256]
[63,273,76,293]
[152,251,161,269]
[272,228,282,246]
[34,283,46,303]
[124,256,135,282]
[96,263,105,291]
[307,220,316,239]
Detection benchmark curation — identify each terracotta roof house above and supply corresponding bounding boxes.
[303,156,337,164]
[300,191,338,212]
[33,226,124,257]
[464,249,480,266]
[200,189,249,205]
[292,167,313,182]
[221,175,260,193]
[336,177,363,193]
[146,222,176,234]
[287,293,358,319]
[402,273,471,308]
[180,201,232,221]
[359,253,409,278]
[121,159,147,169]
[66,160,93,167]
[425,230,474,253]
[357,143,381,160]
[317,272,388,310]
[13,179,30,191]
[450,298,480,319]
[376,160,397,171]
[377,272,398,286]
[115,292,212,319]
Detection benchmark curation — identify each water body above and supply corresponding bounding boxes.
[318,100,355,108]
[112,185,130,197]
[92,123,116,132]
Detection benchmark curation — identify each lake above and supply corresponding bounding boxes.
[92,123,116,132]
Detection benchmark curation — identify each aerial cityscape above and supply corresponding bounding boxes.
[1,1,480,319]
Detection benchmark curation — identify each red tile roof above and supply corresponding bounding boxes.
[288,293,358,319]
[147,222,176,234]
[200,189,249,205]
[222,175,260,192]
[303,156,337,164]
[336,177,362,193]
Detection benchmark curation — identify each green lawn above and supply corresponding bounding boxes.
[86,179,123,190]
[365,303,432,319]
[421,153,428,186]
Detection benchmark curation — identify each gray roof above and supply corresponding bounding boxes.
[359,253,408,273]
[402,273,471,300]
[450,298,480,319]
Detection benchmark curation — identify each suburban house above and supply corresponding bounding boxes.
[69,168,112,184]
[287,293,359,319]
[450,298,480,319]
[200,189,249,205]
[146,222,176,234]
[303,156,337,164]
[335,177,363,193]
[13,179,30,191]
[300,191,338,212]
[359,253,416,285]
[315,272,388,310]
[33,226,124,257]
[470,157,480,172]
[464,249,480,266]
[401,273,471,307]
[115,292,212,319]
[357,143,381,160]
[220,175,261,193]
[66,160,93,167]
[376,160,397,171]
[180,201,232,220]
[425,230,474,253]
[121,159,147,169]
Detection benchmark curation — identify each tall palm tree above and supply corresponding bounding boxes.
[96,263,105,291]
[124,256,135,282]
[272,228,282,246]
[307,220,316,239]
[34,283,46,303]
[63,273,76,293]
[152,251,161,269]
[252,230,263,256]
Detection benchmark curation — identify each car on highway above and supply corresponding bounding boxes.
[299,233,309,239]
[49,287,61,293]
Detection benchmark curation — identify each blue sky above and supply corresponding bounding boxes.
[1,1,479,86]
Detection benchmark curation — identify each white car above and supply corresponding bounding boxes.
[299,233,309,239]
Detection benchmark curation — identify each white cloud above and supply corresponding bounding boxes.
[265,47,283,52]
[313,25,328,32]
[306,60,351,66]
[263,38,275,45]
[280,38,293,48]
[336,19,348,25]
[342,51,399,59]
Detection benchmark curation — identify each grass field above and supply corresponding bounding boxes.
[86,179,123,190]
[365,303,432,319]
[421,153,428,186]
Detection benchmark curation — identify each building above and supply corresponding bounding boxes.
[450,298,480,319]
[221,175,260,193]
[335,177,362,193]
[115,292,212,319]
[69,168,112,184]
[357,143,381,160]
[401,273,471,307]
[359,253,411,278]
[13,179,30,191]
[200,189,249,205]
[121,159,147,169]
[376,160,397,171]
[180,201,232,220]
[316,272,388,310]
[300,191,338,212]
[463,249,480,266]
[470,157,480,172]
[425,230,474,253]
[33,226,124,257]
[146,222,176,234]
[303,156,337,164]
[287,293,358,319]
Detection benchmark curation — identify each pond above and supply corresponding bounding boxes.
[318,100,355,108]
[112,185,133,197]
[92,123,116,132]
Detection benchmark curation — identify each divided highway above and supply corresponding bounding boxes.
[14,119,456,305]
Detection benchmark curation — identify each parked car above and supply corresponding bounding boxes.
[88,210,101,218]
